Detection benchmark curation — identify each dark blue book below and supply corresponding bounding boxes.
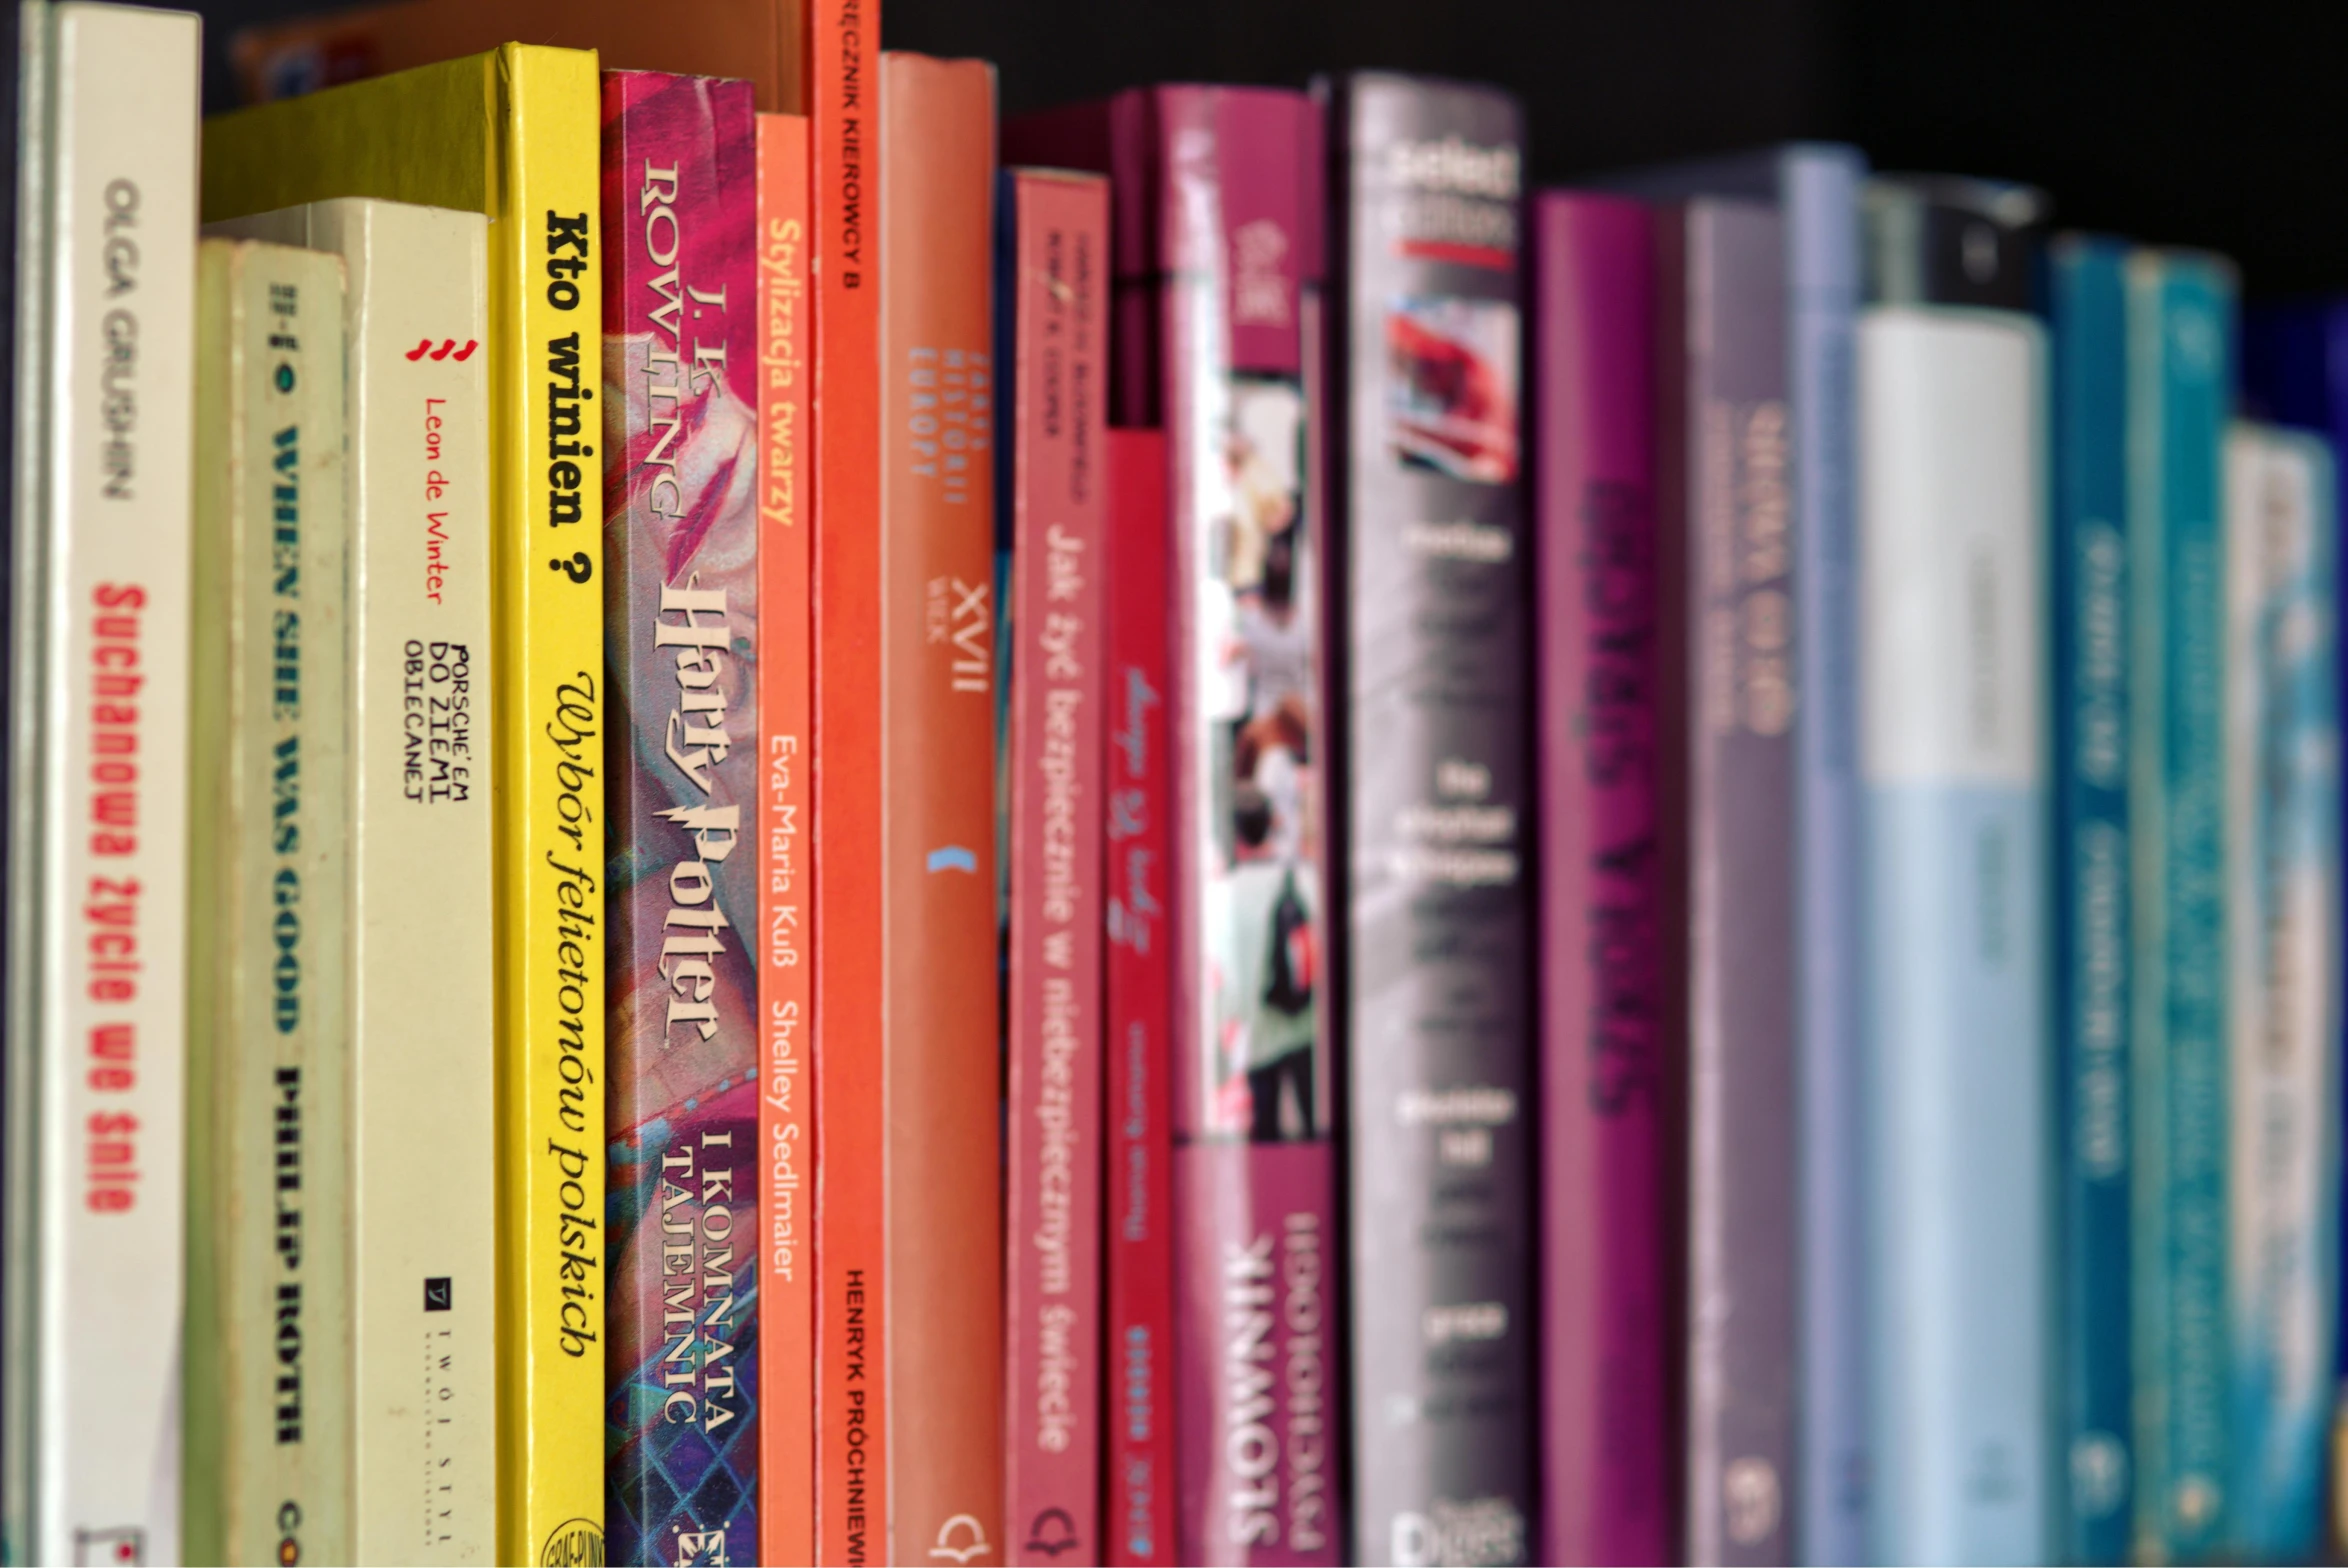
[2050,233,2136,1566]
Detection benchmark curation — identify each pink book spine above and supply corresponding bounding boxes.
[1103,426,1178,1566]
[1147,86,1338,1568]
[1531,190,1676,1567]
[1002,166,1112,1567]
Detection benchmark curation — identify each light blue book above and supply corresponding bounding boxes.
[2222,423,2341,1562]
[1854,177,2051,1566]
[1604,141,1870,1564]
[2050,234,2138,1567]
[2128,251,2237,1563]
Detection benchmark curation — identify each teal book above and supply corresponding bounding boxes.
[2222,423,2340,1563]
[2050,234,2135,1565]
[2128,250,2237,1562]
[1855,177,2051,1566]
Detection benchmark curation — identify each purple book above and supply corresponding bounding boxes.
[600,70,762,1566]
[1531,191,1676,1567]
[1655,197,1798,1567]
[1006,88,1339,1567]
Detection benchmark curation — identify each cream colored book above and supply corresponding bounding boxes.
[2,5,200,1561]
[184,236,355,1567]
[204,52,607,1558]
[210,197,497,1567]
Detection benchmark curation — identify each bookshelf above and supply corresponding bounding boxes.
[190,0,2347,293]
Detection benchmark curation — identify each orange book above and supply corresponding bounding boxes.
[808,4,888,1565]
[757,109,817,1568]
[876,51,1003,1568]
[229,0,805,111]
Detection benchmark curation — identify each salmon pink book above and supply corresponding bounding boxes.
[1000,164,1111,1566]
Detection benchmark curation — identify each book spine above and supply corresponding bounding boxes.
[1103,426,1179,1568]
[21,8,200,1559]
[487,45,607,1567]
[328,198,500,1568]
[1125,85,1339,1568]
[1782,146,1871,1568]
[0,4,40,1549]
[1324,73,1536,1565]
[185,236,356,1568]
[1856,266,2051,1562]
[1530,191,1672,1568]
[600,69,762,1568]
[1663,199,1798,1568]
[2128,253,2235,1563]
[0,4,21,1543]
[2223,425,2340,1562]
[1001,166,1110,1567]
[807,3,887,1558]
[2050,234,2136,1566]
[2237,302,2348,1564]
[203,192,503,1567]
[2320,307,2348,1568]
[876,50,1004,1567]
[756,108,817,1568]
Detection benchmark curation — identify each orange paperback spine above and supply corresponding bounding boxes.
[757,108,817,1568]
[877,50,1003,1568]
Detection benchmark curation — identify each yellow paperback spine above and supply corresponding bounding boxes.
[483,50,607,1568]
[201,44,607,1563]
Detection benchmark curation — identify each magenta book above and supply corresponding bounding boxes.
[599,69,762,1567]
[1103,424,1178,1566]
[1007,87,1338,1568]
[1531,191,1675,1566]
[1001,165,1112,1567]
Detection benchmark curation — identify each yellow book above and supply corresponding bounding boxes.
[202,47,607,1567]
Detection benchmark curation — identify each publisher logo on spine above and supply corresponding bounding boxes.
[71,1526,145,1565]
[539,1519,606,1566]
[1724,1457,1782,1547]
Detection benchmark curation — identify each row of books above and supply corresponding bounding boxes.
[2,2,2342,1567]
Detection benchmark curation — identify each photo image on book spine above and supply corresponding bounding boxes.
[1197,373,1324,1146]
[1385,296,1519,483]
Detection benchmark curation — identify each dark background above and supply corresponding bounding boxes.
[191,0,2348,295]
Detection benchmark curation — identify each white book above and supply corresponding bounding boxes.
[0,2,56,1545]
[1858,295,2052,1564]
[206,198,497,1565]
[9,4,201,1561]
